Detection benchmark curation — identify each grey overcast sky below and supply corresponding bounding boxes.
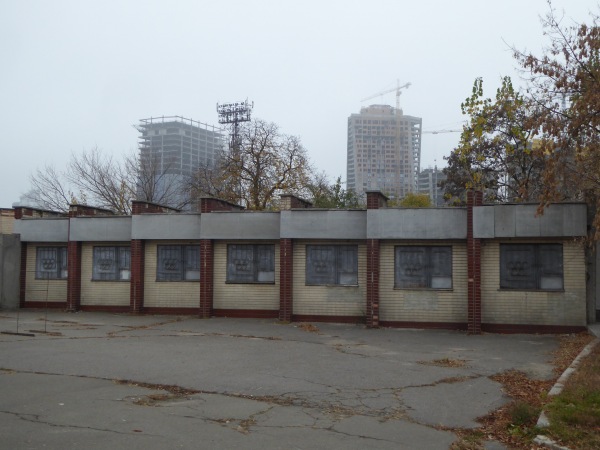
[0,0,595,207]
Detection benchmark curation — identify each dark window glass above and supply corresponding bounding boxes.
[92,247,130,281]
[227,244,275,283]
[306,245,358,286]
[500,244,563,290]
[157,245,200,281]
[36,247,68,280]
[395,246,452,289]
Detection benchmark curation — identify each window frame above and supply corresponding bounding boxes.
[35,246,68,280]
[394,245,453,290]
[499,243,563,291]
[156,244,201,282]
[226,244,275,284]
[92,246,131,281]
[305,245,359,287]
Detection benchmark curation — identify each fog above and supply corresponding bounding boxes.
[0,0,594,207]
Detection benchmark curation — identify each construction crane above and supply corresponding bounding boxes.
[361,80,411,113]
[422,129,462,134]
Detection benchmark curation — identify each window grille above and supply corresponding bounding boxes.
[306,245,358,286]
[92,247,130,281]
[36,247,68,280]
[157,245,200,281]
[227,244,275,283]
[500,244,563,290]
[395,246,452,289]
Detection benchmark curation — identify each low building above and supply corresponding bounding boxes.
[10,193,594,332]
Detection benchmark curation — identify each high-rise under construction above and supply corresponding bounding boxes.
[347,105,422,201]
[137,116,225,207]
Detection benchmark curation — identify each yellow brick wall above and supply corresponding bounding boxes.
[292,241,366,317]
[25,244,67,303]
[481,240,586,326]
[379,242,468,323]
[80,243,130,306]
[213,241,280,311]
[144,241,200,308]
[0,211,14,234]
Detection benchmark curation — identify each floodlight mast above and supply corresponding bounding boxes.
[216,99,253,206]
[216,99,254,150]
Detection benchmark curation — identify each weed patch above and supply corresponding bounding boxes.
[544,340,600,449]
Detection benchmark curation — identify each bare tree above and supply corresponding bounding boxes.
[65,147,133,214]
[128,153,191,210]
[191,119,313,210]
[27,164,81,213]
[27,147,192,214]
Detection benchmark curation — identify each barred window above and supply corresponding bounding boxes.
[36,247,68,280]
[227,244,275,283]
[306,245,358,286]
[92,247,131,281]
[500,244,563,290]
[395,246,452,289]
[157,245,200,281]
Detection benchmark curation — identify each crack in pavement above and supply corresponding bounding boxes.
[0,410,159,436]
[0,366,487,443]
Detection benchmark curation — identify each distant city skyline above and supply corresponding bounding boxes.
[1,0,594,207]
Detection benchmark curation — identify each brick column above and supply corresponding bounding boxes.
[199,239,213,318]
[467,190,483,334]
[66,241,82,312]
[130,239,145,313]
[279,238,293,322]
[365,191,387,328]
[19,242,27,308]
[366,239,380,327]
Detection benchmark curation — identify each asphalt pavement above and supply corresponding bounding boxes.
[0,310,570,449]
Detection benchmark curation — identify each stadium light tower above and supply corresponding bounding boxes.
[216,99,253,150]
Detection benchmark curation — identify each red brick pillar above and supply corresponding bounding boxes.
[130,239,145,313]
[199,239,213,318]
[19,242,27,308]
[66,241,82,312]
[467,190,483,334]
[365,191,387,328]
[366,239,380,327]
[279,238,293,322]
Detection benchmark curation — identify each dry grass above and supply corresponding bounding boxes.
[544,339,600,449]
[450,332,595,450]
[417,357,469,368]
[297,323,319,333]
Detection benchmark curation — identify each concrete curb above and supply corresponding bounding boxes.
[534,334,600,449]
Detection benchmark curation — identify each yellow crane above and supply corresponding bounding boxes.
[361,79,411,113]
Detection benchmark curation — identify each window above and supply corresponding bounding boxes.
[36,247,68,279]
[395,246,452,289]
[306,245,358,286]
[500,244,563,290]
[157,245,200,281]
[92,247,130,281]
[227,244,275,283]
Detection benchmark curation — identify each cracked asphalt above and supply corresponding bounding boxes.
[0,311,561,449]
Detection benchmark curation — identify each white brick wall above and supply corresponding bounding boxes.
[292,241,366,317]
[80,243,130,306]
[144,241,200,308]
[379,242,468,323]
[213,241,280,311]
[25,244,67,303]
[481,240,586,326]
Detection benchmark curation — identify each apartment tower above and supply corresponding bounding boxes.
[347,105,422,201]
